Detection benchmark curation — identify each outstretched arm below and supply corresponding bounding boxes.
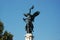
[29,5,34,14]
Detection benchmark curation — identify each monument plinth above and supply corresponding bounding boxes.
[23,6,40,40]
[25,33,33,40]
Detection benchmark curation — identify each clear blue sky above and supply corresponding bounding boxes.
[0,0,60,40]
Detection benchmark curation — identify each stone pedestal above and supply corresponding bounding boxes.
[25,33,34,40]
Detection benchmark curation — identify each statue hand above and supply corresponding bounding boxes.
[23,18,26,21]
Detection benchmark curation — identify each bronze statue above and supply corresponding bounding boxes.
[23,6,40,33]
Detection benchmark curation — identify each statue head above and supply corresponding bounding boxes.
[24,13,31,17]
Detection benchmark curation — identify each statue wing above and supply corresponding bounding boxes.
[32,11,40,21]
[33,11,40,17]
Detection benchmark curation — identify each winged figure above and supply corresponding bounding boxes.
[23,6,40,33]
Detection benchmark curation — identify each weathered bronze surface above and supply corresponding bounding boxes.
[23,6,40,33]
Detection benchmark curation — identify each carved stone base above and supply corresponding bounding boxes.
[25,33,34,40]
